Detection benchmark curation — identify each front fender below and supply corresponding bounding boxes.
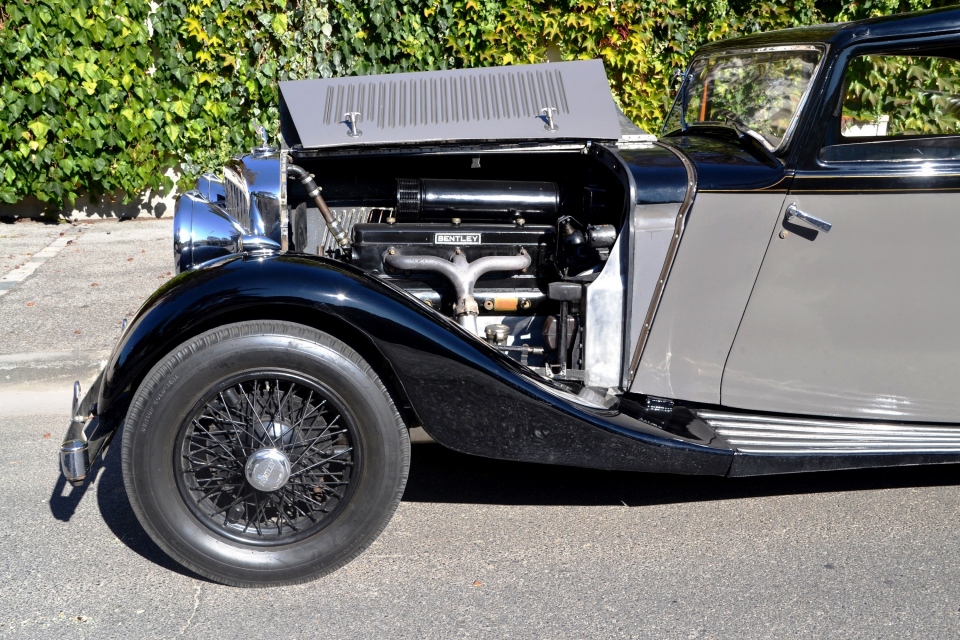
[97,253,731,475]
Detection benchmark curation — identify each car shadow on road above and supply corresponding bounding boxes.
[48,438,209,582]
[51,440,960,575]
[401,443,960,506]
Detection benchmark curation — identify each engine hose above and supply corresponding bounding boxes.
[287,163,350,249]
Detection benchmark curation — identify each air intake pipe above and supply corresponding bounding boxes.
[287,164,350,250]
[396,178,559,222]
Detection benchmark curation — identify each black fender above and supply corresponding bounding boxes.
[95,253,731,475]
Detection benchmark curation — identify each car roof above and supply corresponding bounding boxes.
[696,5,960,54]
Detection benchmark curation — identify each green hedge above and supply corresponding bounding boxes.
[0,0,951,211]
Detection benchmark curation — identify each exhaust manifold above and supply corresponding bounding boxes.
[383,248,531,335]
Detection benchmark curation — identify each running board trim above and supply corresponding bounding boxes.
[699,410,960,454]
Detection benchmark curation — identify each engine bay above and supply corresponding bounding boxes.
[285,146,629,382]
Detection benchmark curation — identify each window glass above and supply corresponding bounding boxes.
[842,54,960,138]
[663,49,822,150]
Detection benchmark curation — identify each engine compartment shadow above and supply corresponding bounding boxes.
[401,443,960,506]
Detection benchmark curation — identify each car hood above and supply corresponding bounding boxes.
[279,60,625,150]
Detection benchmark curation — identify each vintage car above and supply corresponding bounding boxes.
[60,6,960,586]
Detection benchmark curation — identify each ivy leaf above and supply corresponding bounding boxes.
[0,186,19,204]
[25,94,44,114]
[90,21,108,42]
[272,13,288,36]
[27,120,50,138]
[169,99,190,118]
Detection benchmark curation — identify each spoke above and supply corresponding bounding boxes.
[277,491,300,533]
[291,448,354,478]
[282,491,318,523]
[197,483,241,505]
[218,391,252,453]
[293,490,333,513]
[191,419,243,464]
[276,379,292,425]
[293,395,327,432]
[242,492,266,535]
[200,404,247,432]
[183,460,237,474]
[290,424,346,468]
[239,382,274,448]
[211,491,250,517]
[184,441,241,464]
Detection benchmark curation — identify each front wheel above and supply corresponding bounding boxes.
[121,321,410,587]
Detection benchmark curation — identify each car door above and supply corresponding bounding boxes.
[722,42,960,422]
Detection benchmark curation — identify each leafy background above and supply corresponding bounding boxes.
[842,54,960,135]
[0,0,953,212]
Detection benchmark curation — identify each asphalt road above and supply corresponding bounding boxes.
[2,217,960,639]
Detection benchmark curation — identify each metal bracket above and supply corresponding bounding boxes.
[343,112,363,138]
[541,107,559,132]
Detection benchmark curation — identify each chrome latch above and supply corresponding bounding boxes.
[343,112,363,138]
[786,203,832,233]
[540,107,559,132]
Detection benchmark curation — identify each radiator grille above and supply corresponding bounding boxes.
[223,166,250,231]
[294,206,387,256]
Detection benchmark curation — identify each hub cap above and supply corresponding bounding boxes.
[244,448,292,492]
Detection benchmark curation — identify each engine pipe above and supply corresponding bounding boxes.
[287,164,350,249]
[396,178,559,222]
[383,248,531,335]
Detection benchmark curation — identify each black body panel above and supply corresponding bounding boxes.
[617,143,688,204]
[98,254,732,476]
[694,6,960,53]
[660,136,787,192]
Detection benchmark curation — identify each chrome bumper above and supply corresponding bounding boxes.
[59,372,105,486]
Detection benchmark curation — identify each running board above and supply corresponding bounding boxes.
[697,409,960,477]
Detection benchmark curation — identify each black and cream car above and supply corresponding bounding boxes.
[61,7,960,586]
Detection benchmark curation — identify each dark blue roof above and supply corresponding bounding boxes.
[697,5,960,53]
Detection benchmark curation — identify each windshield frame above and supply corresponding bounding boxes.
[663,44,829,154]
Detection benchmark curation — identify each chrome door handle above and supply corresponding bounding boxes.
[786,203,831,233]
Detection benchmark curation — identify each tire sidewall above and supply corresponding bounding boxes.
[122,322,407,585]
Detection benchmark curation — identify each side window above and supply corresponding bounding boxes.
[821,51,960,162]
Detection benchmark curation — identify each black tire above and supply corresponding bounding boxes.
[120,320,409,587]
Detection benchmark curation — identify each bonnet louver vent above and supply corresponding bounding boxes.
[320,68,570,129]
[280,59,622,149]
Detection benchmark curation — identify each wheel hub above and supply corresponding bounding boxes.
[245,448,292,492]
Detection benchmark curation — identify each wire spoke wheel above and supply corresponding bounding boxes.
[175,372,360,545]
[123,321,409,586]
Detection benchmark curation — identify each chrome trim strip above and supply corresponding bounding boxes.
[626,142,697,385]
[699,410,960,454]
[280,150,289,252]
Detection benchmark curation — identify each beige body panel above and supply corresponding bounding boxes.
[723,192,960,422]
[630,192,784,402]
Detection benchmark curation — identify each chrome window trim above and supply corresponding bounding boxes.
[663,43,830,154]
